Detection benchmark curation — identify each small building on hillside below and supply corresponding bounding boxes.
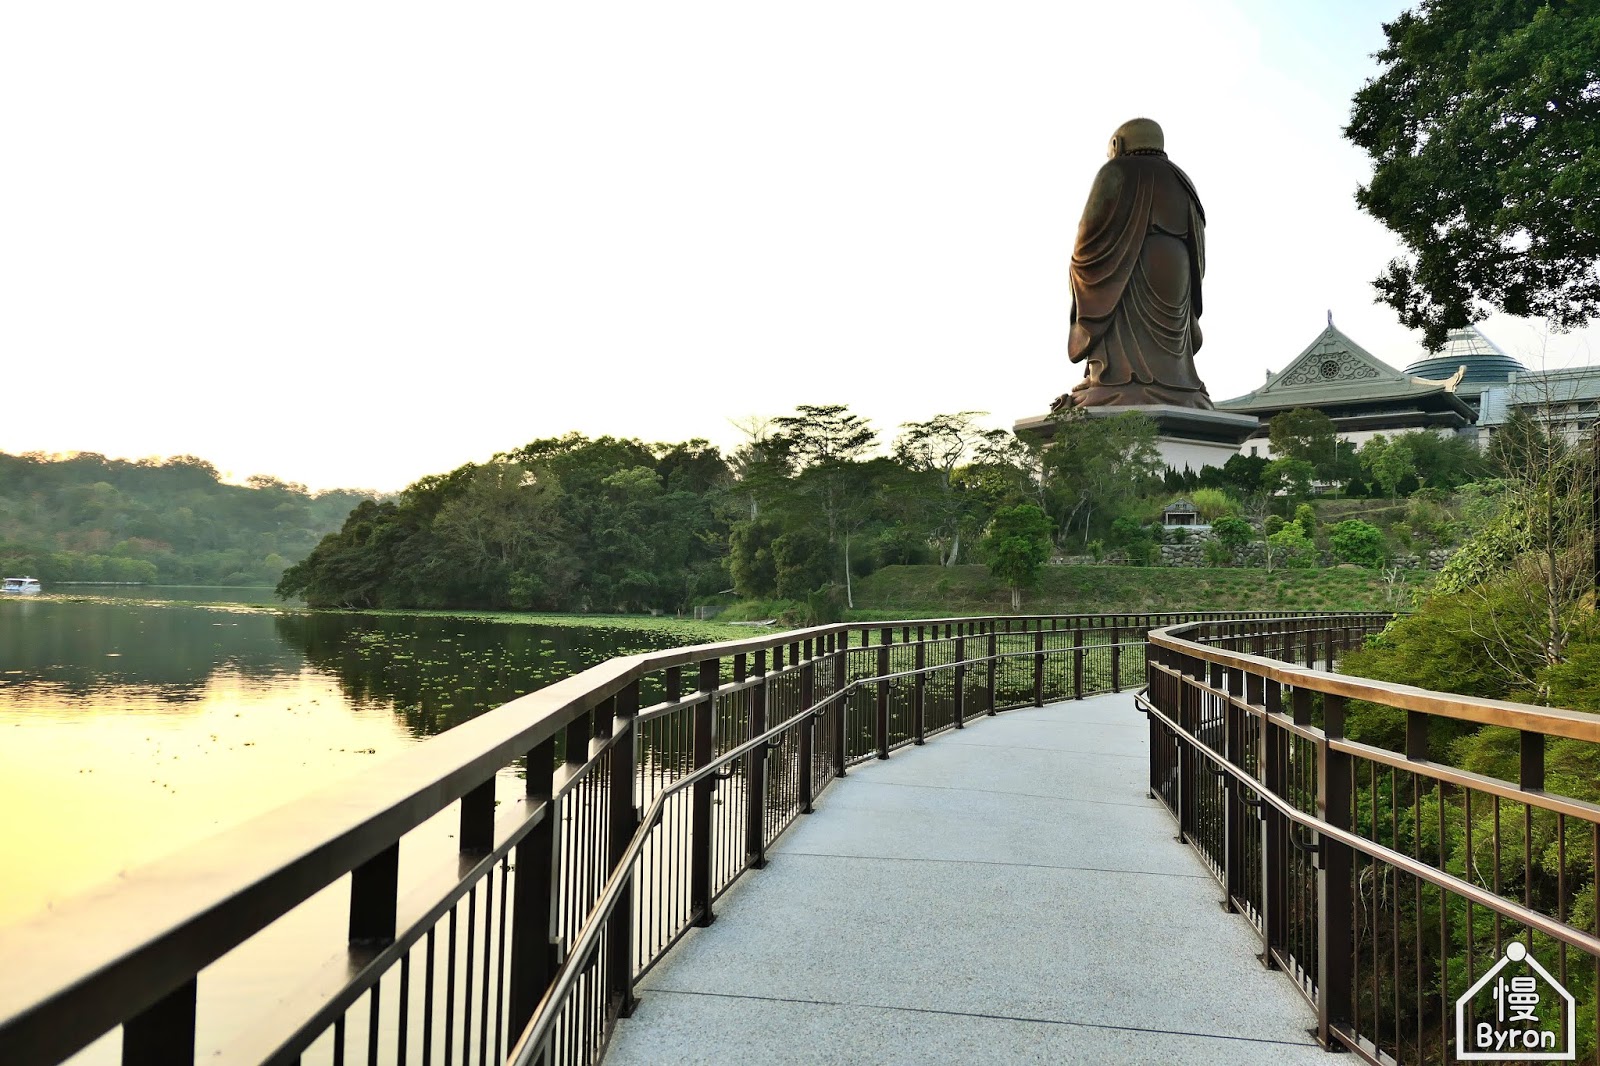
[1217,321,1476,456]
[1161,500,1200,527]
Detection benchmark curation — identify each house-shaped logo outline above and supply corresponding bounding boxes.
[1455,941,1576,1061]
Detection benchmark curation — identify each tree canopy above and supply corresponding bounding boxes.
[1345,1,1600,348]
[0,451,371,584]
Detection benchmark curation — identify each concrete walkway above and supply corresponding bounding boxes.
[606,694,1326,1065]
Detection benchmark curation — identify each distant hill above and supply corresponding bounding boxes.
[0,451,374,585]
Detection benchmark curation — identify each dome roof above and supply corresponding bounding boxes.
[1403,327,1527,397]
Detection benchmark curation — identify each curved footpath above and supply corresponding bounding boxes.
[606,692,1327,1065]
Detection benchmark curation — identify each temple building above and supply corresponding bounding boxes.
[1217,321,1476,455]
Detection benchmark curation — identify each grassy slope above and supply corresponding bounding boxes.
[848,564,1422,617]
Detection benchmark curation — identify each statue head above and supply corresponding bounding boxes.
[1107,118,1164,159]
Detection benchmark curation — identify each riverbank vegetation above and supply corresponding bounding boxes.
[0,451,371,585]
[275,401,1558,619]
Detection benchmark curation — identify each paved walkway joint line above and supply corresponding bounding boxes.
[607,694,1325,1065]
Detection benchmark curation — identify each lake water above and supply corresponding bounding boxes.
[1,588,758,1061]
[0,588,748,926]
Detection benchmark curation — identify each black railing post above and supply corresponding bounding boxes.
[1261,681,1284,969]
[953,632,966,728]
[1178,654,1202,842]
[460,777,495,855]
[606,681,640,1018]
[876,627,891,758]
[122,976,196,1066]
[1072,628,1085,701]
[746,651,768,870]
[1033,624,1045,707]
[348,841,399,946]
[509,735,558,1039]
[799,652,815,813]
[691,657,718,927]
[1110,626,1121,693]
[1521,729,1545,791]
[1223,666,1245,913]
[986,624,998,715]
[1316,692,1354,1049]
[833,631,848,776]
[913,629,927,744]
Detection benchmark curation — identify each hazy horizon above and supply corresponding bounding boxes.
[6,1,1596,494]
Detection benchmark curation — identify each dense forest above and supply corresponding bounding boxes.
[0,451,371,585]
[277,403,1527,618]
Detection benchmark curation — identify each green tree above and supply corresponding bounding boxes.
[1268,408,1340,480]
[1265,522,1314,571]
[1210,515,1254,565]
[1345,1,1600,348]
[727,518,780,598]
[893,412,1010,566]
[982,504,1054,610]
[1042,410,1163,547]
[1329,518,1387,568]
[1358,435,1416,497]
[1263,457,1315,501]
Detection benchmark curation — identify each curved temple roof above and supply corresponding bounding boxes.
[1403,327,1527,398]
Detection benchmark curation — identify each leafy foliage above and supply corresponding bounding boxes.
[0,452,371,585]
[981,504,1054,608]
[1268,408,1340,480]
[1329,518,1387,568]
[1345,0,1600,347]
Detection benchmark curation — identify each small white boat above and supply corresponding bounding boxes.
[2,577,41,595]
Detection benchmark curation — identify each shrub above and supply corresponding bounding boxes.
[1329,519,1386,568]
[1189,488,1239,521]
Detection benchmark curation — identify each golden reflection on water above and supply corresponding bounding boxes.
[0,666,419,926]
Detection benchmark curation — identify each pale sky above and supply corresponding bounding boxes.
[5,1,1596,493]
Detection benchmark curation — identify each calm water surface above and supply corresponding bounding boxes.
[2,589,755,1061]
[0,589,744,925]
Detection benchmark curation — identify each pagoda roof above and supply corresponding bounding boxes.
[1218,323,1475,420]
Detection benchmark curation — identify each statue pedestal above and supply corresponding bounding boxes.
[1013,405,1260,474]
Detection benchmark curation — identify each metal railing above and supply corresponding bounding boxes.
[0,608,1338,1066]
[1142,614,1600,1065]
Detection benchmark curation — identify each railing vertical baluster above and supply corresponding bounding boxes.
[746,651,768,869]
[876,628,891,759]
[122,976,196,1066]
[953,631,966,729]
[914,629,927,744]
[508,736,558,1040]
[1072,629,1085,701]
[1316,692,1354,1049]
[691,658,718,927]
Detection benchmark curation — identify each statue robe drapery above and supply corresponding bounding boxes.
[1066,152,1210,409]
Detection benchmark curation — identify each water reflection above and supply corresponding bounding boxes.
[0,598,730,925]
